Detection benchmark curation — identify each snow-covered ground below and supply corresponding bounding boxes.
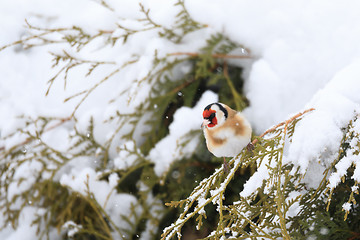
[1,0,360,239]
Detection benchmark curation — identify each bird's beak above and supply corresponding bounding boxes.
[201,119,210,129]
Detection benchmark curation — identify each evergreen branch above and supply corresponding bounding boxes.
[69,66,120,118]
[103,113,135,155]
[1,19,116,53]
[217,196,226,238]
[274,129,291,240]
[75,229,111,240]
[64,90,88,103]
[237,212,277,240]
[0,32,57,52]
[83,175,123,240]
[162,156,244,239]
[0,19,71,51]
[0,116,73,156]
[46,64,69,96]
[103,162,152,209]
[4,1,357,238]
[223,60,246,110]
[169,77,196,94]
[98,0,115,12]
[46,50,116,95]
[44,116,72,132]
[168,52,252,59]
[138,3,161,28]
[125,56,189,103]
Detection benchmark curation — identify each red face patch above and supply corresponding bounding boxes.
[208,118,217,127]
[203,109,216,118]
[203,109,217,128]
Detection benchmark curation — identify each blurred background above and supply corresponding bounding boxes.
[1,0,360,239]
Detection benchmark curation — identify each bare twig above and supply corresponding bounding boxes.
[170,77,196,94]
[44,116,72,132]
[252,108,315,145]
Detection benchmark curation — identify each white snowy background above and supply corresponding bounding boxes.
[1,0,360,239]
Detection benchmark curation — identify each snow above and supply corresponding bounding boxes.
[320,227,329,235]
[287,79,358,172]
[2,0,360,238]
[62,221,82,238]
[328,156,353,189]
[353,163,360,183]
[60,167,139,236]
[6,158,45,202]
[148,90,218,176]
[186,0,360,132]
[342,202,352,212]
[0,207,58,240]
[240,155,270,198]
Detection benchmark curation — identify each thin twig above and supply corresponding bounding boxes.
[170,77,196,94]
[44,116,72,132]
[252,108,315,145]
[70,67,121,118]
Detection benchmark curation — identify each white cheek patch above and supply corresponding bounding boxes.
[211,104,220,112]
[216,115,225,126]
[213,107,225,123]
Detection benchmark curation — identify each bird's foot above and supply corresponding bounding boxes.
[246,142,255,151]
[223,157,230,174]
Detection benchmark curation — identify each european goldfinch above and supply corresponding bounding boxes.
[201,103,252,169]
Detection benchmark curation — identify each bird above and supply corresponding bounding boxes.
[201,102,252,171]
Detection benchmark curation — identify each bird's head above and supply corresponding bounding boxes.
[202,103,228,129]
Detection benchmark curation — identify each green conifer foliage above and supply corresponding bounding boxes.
[162,111,360,240]
[1,1,359,240]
